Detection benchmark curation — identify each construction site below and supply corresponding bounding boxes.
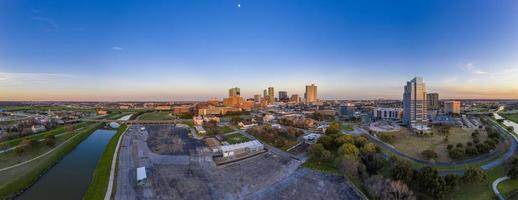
[115,124,361,200]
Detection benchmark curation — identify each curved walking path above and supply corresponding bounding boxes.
[354,117,517,175]
[493,176,510,200]
[0,133,81,172]
[104,126,128,200]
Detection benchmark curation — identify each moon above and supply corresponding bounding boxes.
[237,4,241,8]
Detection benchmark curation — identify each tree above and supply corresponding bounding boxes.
[338,143,359,158]
[462,167,488,184]
[392,159,414,183]
[355,136,369,147]
[444,174,460,193]
[366,175,416,200]
[45,135,56,147]
[382,180,416,200]
[361,142,378,155]
[338,158,361,177]
[335,135,354,146]
[509,158,518,179]
[309,143,332,164]
[416,167,447,199]
[317,134,336,150]
[325,122,341,135]
[421,149,438,160]
[230,116,242,125]
[365,175,389,199]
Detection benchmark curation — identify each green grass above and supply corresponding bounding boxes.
[224,133,250,144]
[203,125,235,136]
[0,123,102,199]
[498,178,518,199]
[0,122,91,148]
[83,125,127,200]
[501,113,518,124]
[136,112,175,121]
[182,121,194,127]
[341,123,354,131]
[302,156,339,173]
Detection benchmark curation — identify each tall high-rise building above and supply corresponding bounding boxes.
[403,77,428,130]
[305,84,317,103]
[290,94,300,103]
[254,94,261,103]
[228,87,240,97]
[278,91,288,101]
[427,93,439,110]
[268,87,275,103]
[263,89,268,99]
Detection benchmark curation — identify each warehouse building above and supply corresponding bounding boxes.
[220,140,264,157]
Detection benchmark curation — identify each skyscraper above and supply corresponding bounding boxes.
[427,93,439,110]
[290,94,300,103]
[403,77,428,130]
[305,84,317,103]
[228,87,240,97]
[263,89,268,99]
[268,87,275,103]
[278,91,288,102]
[254,94,261,103]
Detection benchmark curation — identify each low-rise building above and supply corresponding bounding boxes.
[195,125,206,135]
[444,100,461,114]
[220,140,264,157]
[373,107,403,120]
[173,105,193,115]
[193,116,204,126]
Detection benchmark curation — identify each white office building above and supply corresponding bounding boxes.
[403,77,429,131]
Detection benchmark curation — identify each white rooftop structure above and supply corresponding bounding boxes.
[220,140,264,157]
[137,167,147,186]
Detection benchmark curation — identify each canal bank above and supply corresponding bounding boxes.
[0,123,103,199]
[15,129,115,200]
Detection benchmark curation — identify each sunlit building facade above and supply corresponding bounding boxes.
[403,77,428,130]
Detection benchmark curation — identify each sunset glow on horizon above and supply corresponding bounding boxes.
[1,0,518,101]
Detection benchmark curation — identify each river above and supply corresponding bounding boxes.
[16,129,116,200]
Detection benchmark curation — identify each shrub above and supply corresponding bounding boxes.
[421,149,438,160]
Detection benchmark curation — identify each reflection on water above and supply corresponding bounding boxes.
[17,129,115,200]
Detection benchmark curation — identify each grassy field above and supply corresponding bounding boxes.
[224,133,250,144]
[0,122,91,148]
[384,126,482,162]
[136,112,175,121]
[203,125,234,136]
[498,178,518,199]
[302,157,339,173]
[501,113,518,124]
[0,123,102,199]
[83,125,127,200]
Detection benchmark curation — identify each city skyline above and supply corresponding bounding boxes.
[1,0,518,101]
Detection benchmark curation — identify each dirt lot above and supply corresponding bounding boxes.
[146,125,205,155]
[150,152,360,200]
[117,124,361,200]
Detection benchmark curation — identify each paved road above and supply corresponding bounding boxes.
[104,126,128,200]
[493,176,510,200]
[353,117,517,175]
[114,126,138,200]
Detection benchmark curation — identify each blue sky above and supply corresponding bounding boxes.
[1,0,518,101]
